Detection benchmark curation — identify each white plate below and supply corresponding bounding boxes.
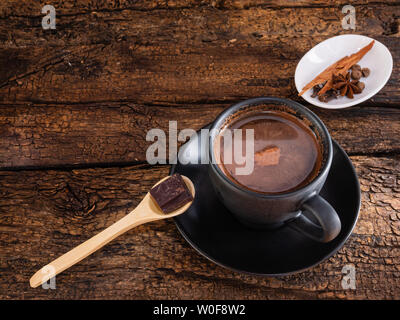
[295,34,393,109]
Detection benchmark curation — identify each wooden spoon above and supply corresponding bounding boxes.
[30,175,195,288]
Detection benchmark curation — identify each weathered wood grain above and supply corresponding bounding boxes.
[0,103,399,169]
[1,0,399,18]
[0,0,399,301]
[0,156,399,299]
[0,3,398,106]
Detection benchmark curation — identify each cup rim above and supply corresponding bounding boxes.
[208,97,333,199]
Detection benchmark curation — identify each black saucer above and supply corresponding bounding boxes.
[170,126,360,276]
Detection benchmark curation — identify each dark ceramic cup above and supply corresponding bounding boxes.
[208,97,341,243]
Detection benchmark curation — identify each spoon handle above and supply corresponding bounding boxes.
[30,208,156,288]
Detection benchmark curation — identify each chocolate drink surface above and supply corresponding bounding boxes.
[216,110,322,194]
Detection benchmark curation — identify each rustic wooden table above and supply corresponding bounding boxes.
[0,1,399,300]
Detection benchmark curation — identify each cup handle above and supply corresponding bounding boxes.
[288,195,341,243]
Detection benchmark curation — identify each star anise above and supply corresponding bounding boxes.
[332,73,362,99]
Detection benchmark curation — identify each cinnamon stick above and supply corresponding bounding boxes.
[299,40,374,96]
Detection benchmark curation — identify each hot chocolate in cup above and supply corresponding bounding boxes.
[208,97,341,243]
